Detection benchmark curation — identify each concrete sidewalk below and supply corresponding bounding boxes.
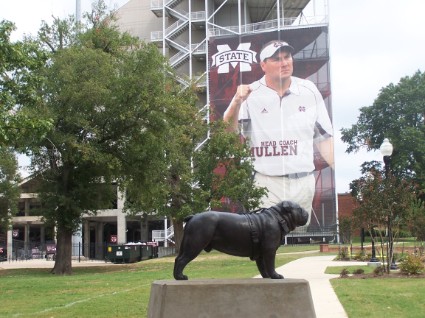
[0,259,110,269]
[274,255,364,318]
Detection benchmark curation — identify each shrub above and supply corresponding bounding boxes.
[373,265,385,276]
[340,268,350,278]
[398,254,424,275]
[353,268,365,275]
[393,252,400,262]
[337,247,350,261]
[353,250,368,261]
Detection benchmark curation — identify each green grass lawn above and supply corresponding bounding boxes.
[1,246,424,318]
[331,276,425,318]
[0,247,317,318]
[325,263,425,318]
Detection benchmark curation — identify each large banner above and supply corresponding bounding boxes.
[208,27,336,235]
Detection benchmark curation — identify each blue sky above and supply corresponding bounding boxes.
[2,0,425,194]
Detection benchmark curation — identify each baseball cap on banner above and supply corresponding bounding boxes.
[260,41,294,62]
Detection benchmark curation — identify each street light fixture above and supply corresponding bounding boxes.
[380,138,397,270]
[380,138,393,175]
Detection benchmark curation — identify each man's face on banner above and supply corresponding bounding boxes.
[260,50,293,83]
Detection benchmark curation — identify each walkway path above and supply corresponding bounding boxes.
[274,255,364,318]
[0,259,108,269]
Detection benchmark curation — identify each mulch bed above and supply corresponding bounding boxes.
[342,272,425,279]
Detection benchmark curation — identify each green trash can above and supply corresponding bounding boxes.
[106,245,140,263]
[106,245,123,263]
[140,245,150,261]
[151,245,158,258]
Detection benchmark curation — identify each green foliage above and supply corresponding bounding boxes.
[29,11,188,228]
[338,216,353,244]
[351,165,417,273]
[343,71,425,265]
[0,20,53,148]
[341,70,425,186]
[3,1,204,273]
[0,148,20,230]
[148,83,207,222]
[373,265,385,276]
[339,268,350,278]
[336,246,350,260]
[353,250,369,261]
[398,253,424,275]
[352,169,414,230]
[408,198,425,240]
[352,268,365,275]
[194,120,267,212]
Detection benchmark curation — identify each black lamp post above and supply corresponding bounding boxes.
[380,138,397,270]
[369,225,378,262]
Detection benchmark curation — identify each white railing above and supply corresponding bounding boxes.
[167,38,189,52]
[165,19,188,37]
[191,11,206,21]
[169,51,189,67]
[166,6,188,20]
[150,0,162,10]
[208,15,327,37]
[150,31,163,41]
[151,0,188,10]
[152,226,174,242]
[191,41,206,54]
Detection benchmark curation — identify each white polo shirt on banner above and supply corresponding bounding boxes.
[238,76,333,176]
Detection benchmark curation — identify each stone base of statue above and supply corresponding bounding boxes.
[147,278,316,318]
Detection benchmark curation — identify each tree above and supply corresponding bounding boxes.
[341,70,425,190]
[351,165,415,273]
[124,82,207,253]
[1,19,50,234]
[338,216,353,245]
[16,2,199,274]
[0,20,52,147]
[0,148,20,231]
[343,70,425,270]
[407,197,425,241]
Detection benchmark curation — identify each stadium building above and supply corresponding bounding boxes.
[115,0,337,242]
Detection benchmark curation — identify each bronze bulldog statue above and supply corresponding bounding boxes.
[173,201,309,280]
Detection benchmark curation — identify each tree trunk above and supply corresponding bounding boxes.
[51,225,73,275]
[172,219,184,254]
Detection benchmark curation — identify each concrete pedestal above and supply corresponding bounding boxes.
[148,278,316,318]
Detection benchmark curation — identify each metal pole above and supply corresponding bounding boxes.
[164,217,168,248]
[369,227,378,262]
[384,155,397,270]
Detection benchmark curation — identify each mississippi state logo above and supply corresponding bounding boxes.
[211,43,257,74]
